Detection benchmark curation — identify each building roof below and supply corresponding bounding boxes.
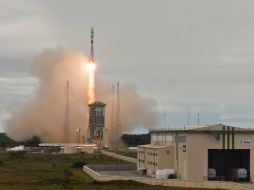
[39,143,97,147]
[138,144,170,149]
[150,124,254,134]
[88,101,106,107]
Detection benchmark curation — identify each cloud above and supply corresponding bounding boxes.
[1,0,254,130]
[0,76,38,131]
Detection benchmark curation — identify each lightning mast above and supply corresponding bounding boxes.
[110,85,115,143]
[63,81,70,143]
[115,82,121,140]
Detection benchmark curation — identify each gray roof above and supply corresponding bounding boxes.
[88,101,106,107]
[150,124,254,134]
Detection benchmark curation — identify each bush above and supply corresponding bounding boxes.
[9,151,27,159]
[0,160,4,166]
[20,136,41,147]
[78,151,85,155]
[64,168,72,175]
[63,168,72,183]
[0,133,18,147]
[72,160,87,168]
[121,133,151,146]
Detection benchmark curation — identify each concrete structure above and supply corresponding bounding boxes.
[76,146,96,154]
[87,101,106,147]
[61,146,76,154]
[39,143,97,154]
[137,124,254,182]
[83,165,254,190]
[138,145,174,176]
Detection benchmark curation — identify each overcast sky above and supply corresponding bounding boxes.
[1,0,254,132]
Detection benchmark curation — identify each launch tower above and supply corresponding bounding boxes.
[87,101,106,146]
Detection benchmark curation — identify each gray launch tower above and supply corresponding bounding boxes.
[87,101,106,146]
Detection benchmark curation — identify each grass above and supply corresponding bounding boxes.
[110,150,137,158]
[0,152,223,190]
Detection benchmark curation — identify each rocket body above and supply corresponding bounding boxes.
[87,27,96,103]
[89,27,95,63]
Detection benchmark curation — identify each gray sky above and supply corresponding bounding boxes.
[1,0,254,132]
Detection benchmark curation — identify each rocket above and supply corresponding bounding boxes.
[89,27,95,63]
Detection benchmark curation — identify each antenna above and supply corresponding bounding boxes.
[187,106,190,128]
[63,81,70,143]
[163,106,166,128]
[197,112,200,126]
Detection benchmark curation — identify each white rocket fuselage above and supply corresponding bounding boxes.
[89,27,95,63]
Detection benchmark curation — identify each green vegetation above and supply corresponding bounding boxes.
[0,133,42,147]
[121,133,151,146]
[0,133,17,147]
[9,151,27,159]
[112,151,137,158]
[72,158,87,168]
[0,152,224,190]
[21,136,41,147]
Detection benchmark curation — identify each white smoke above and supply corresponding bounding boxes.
[6,48,158,142]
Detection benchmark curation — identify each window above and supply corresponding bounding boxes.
[166,135,173,142]
[158,135,163,141]
[151,135,157,142]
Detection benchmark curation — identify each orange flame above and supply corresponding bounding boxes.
[87,62,96,104]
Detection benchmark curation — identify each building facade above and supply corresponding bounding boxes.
[138,145,174,176]
[137,124,254,182]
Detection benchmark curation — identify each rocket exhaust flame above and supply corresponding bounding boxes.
[87,27,96,104]
[87,61,96,104]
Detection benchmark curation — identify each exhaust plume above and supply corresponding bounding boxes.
[87,62,96,104]
[6,48,158,142]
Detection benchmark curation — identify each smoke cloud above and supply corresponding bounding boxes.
[6,48,158,143]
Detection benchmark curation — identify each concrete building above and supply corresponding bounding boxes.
[39,143,97,154]
[137,124,254,182]
[138,145,174,176]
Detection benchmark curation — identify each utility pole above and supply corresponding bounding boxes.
[187,106,190,128]
[163,106,166,128]
[76,128,81,143]
[197,112,200,126]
